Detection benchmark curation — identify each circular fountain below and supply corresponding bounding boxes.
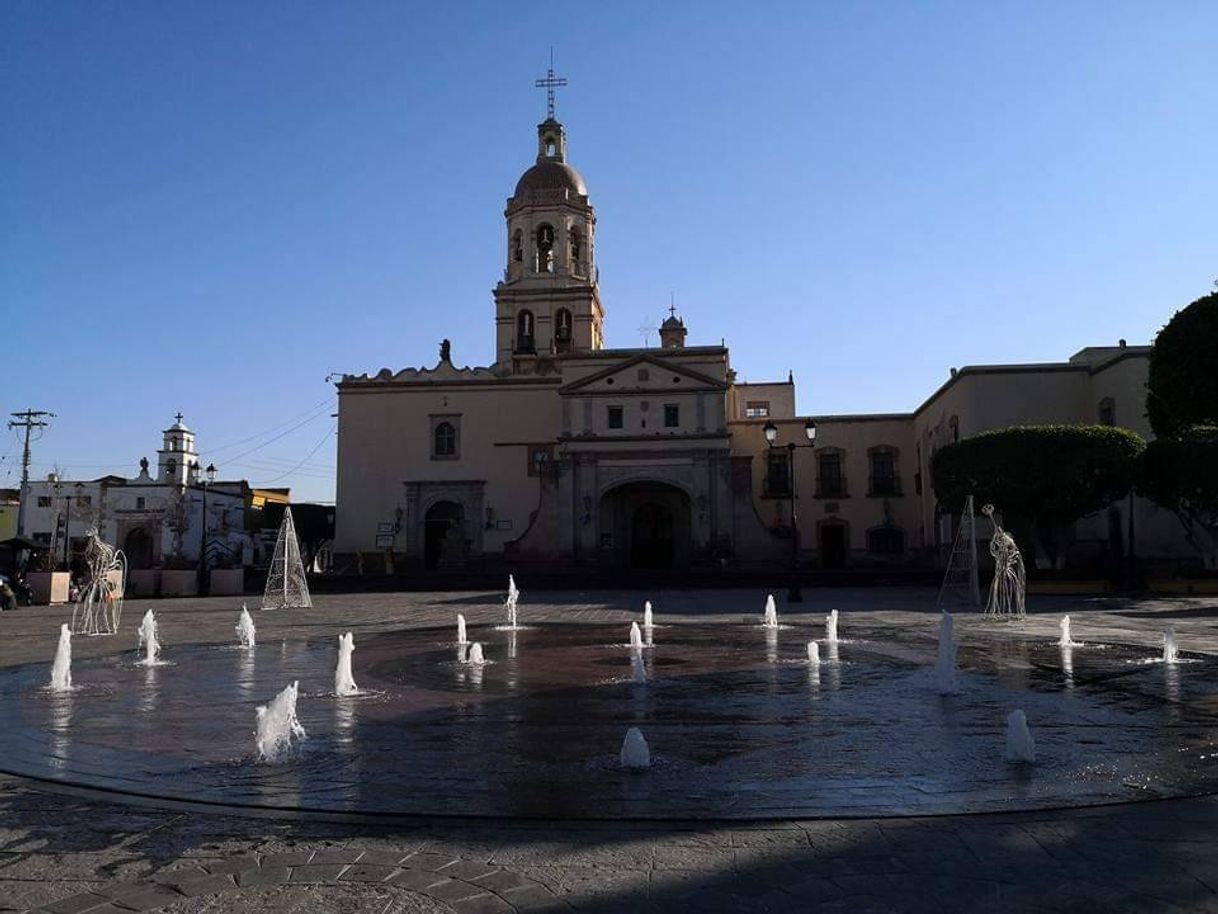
[1,619,1215,820]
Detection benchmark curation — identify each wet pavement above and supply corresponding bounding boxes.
[3,587,1218,912]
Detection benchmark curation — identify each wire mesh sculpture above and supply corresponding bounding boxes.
[262,507,312,610]
[981,504,1026,618]
[937,494,981,609]
[70,528,127,636]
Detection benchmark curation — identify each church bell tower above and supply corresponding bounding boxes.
[494,64,604,374]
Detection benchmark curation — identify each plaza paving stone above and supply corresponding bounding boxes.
[1,587,1218,912]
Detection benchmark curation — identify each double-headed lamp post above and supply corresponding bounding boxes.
[197,463,217,596]
[764,418,817,603]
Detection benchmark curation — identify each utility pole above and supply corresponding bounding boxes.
[8,409,54,537]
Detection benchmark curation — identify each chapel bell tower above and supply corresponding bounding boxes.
[494,64,604,374]
[157,413,198,486]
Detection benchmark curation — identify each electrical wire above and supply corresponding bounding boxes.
[202,397,337,455]
[208,405,335,466]
[249,426,336,486]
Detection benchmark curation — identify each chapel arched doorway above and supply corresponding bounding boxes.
[124,527,154,570]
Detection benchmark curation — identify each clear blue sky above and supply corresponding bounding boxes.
[3,1,1215,503]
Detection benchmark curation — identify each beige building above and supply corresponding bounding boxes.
[333,111,1180,575]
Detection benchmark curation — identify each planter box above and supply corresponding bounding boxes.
[208,568,245,597]
[1149,578,1218,596]
[126,570,161,598]
[27,571,71,605]
[1026,579,1116,595]
[104,569,125,599]
[160,569,199,598]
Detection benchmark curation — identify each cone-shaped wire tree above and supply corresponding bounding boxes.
[263,507,312,610]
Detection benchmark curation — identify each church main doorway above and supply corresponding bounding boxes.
[631,502,675,569]
[423,501,465,570]
[599,482,691,570]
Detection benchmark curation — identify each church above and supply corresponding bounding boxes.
[332,91,1179,576]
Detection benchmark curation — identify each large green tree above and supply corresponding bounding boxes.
[1139,428,1218,568]
[1147,290,1218,437]
[1140,289,1218,568]
[932,425,1146,566]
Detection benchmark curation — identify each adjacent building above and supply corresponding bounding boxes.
[22,416,271,573]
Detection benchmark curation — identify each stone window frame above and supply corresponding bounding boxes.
[867,445,902,497]
[815,447,848,499]
[663,403,680,428]
[764,449,791,498]
[607,405,624,429]
[430,414,461,461]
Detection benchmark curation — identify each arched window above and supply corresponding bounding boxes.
[433,422,456,458]
[555,308,572,341]
[516,309,535,353]
[536,224,554,273]
[569,228,582,269]
[166,458,176,477]
[512,229,523,263]
[867,526,905,555]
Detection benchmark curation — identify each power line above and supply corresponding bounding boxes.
[202,397,336,455]
[209,405,335,466]
[249,426,336,485]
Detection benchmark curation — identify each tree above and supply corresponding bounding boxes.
[1147,290,1218,437]
[1139,427,1218,569]
[932,425,1146,567]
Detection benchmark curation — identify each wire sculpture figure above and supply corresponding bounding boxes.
[70,528,127,636]
[262,507,312,610]
[981,504,1026,618]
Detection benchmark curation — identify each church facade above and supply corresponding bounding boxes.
[333,108,1182,576]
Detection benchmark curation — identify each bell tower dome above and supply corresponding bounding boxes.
[494,65,604,374]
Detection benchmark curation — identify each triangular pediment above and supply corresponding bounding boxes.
[560,353,727,395]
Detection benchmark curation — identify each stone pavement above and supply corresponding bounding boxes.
[2,587,1218,913]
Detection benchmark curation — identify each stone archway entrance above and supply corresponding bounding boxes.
[423,501,465,570]
[123,527,154,570]
[599,482,692,570]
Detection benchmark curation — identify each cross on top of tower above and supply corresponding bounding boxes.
[174,412,184,423]
[534,51,568,120]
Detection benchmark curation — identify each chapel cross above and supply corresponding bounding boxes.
[174,412,184,423]
[534,51,568,120]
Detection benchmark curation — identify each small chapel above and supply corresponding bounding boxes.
[332,76,1174,576]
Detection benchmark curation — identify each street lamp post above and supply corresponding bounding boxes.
[196,463,217,596]
[764,418,817,602]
